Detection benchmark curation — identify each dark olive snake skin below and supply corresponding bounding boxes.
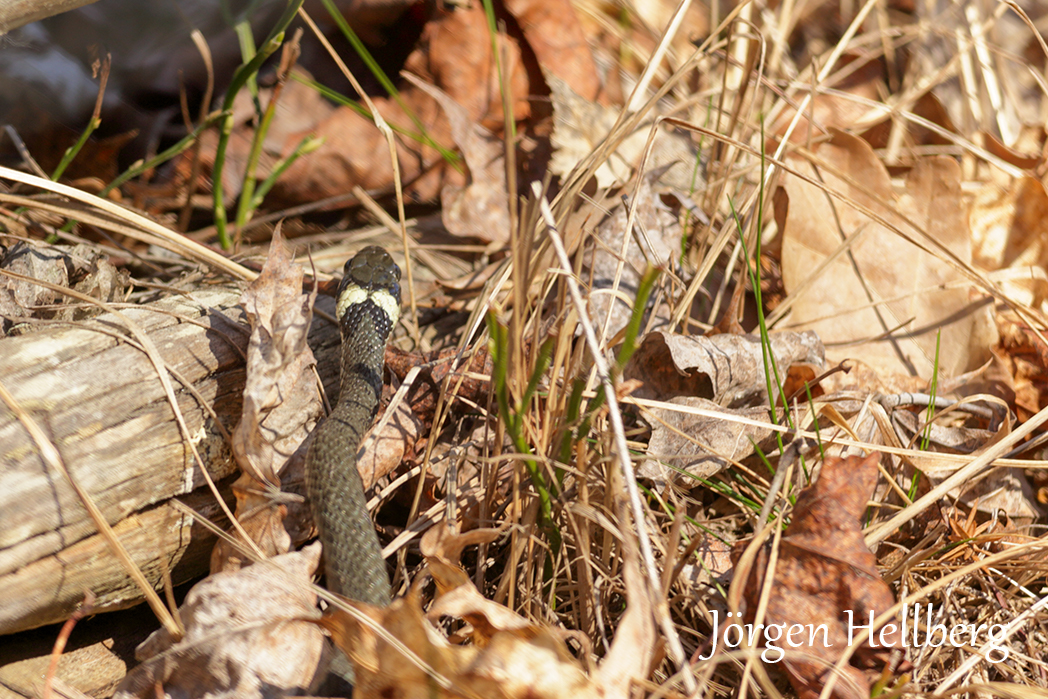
[305,246,399,607]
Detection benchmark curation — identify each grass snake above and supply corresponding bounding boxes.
[305,245,400,608]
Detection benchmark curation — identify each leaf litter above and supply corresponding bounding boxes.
[4,0,1048,697]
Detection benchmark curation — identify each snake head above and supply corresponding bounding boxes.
[336,246,402,329]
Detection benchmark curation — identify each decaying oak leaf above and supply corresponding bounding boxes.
[404,73,511,246]
[502,0,600,102]
[625,329,825,406]
[115,545,325,698]
[270,1,532,206]
[778,130,997,380]
[997,308,1048,420]
[326,523,654,699]
[355,400,423,489]
[0,241,131,333]
[628,330,822,485]
[212,229,320,572]
[734,452,904,699]
[890,406,1043,520]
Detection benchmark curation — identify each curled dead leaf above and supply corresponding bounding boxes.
[640,397,778,485]
[214,230,320,572]
[116,545,325,698]
[625,329,825,406]
[325,525,601,699]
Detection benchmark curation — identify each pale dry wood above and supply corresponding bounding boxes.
[0,0,98,34]
[0,287,342,635]
[0,622,128,699]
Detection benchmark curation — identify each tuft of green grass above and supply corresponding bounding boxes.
[211,0,305,249]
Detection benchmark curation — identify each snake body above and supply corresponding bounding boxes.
[305,246,400,606]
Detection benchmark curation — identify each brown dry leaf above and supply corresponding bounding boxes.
[889,405,998,453]
[357,400,423,488]
[779,130,997,380]
[640,397,777,485]
[212,229,320,572]
[114,545,325,698]
[997,309,1048,419]
[890,407,1043,520]
[271,2,531,205]
[404,73,511,245]
[387,344,494,426]
[628,330,823,485]
[501,0,600,103]
[0,242,69,333]
[0,242,131,334]
[625,329,825,406]
[203,76,337,199]
[734,452,903,699]
[325,523,653,699]
[325,525,602,699]
[189,0,600,209]
[57,247,131,321]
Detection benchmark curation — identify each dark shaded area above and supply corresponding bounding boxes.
[0,0,428,174]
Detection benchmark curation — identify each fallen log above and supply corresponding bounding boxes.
[0,286,343,635]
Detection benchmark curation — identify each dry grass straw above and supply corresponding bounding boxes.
[448,0,1048,695]
[4,0,1047,692]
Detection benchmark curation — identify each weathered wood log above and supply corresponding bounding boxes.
[0,286,343,635]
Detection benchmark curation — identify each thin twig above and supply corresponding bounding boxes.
[534,182,697,694]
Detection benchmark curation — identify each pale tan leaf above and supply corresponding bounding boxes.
[215,229,321,571]
[640,397,776,484]
[115,545,325,699]
[779,131,996,379]
[547,74,700,191]
[624,329,825,406]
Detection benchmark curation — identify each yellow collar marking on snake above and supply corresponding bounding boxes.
[337,284,401,326]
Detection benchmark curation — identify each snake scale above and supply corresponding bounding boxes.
[305,246,400,607]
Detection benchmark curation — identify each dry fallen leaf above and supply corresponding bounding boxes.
[640,397,777,484]
[548,74,700,191]
[115,545,326,698]
[625,329,825,406]
[324,526,603,699]
[734,452,906,699]
[212,229,320,572]
[404,73,512,246]
[0,241,129,333]
[778,130,997,380]
[322,521,656,699]
[970,176,1048,308]
[629,330,823,484]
